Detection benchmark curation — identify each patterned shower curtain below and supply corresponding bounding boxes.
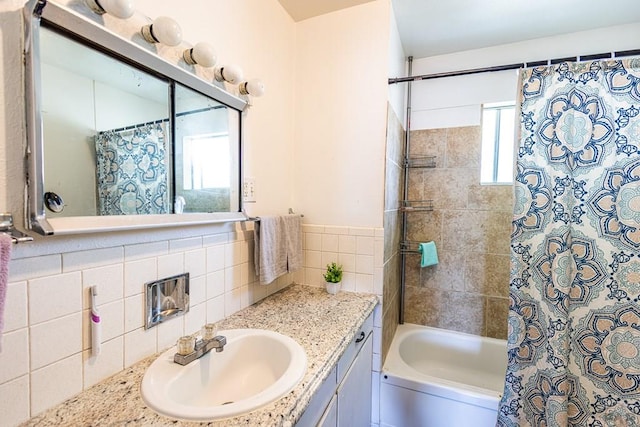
[95,122,169,215]
[498,59,640,426]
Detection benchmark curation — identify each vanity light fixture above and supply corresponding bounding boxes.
[213,65,244,84]
[183,42,217,67]
[239,79,265,97]
[141,16,183,47]
[85,0,135,19]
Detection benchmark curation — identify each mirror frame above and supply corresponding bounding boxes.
[23,0,248,235]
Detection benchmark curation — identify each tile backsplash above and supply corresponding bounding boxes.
[0,221,383,426]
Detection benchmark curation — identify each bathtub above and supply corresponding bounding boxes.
[380,324,508,427]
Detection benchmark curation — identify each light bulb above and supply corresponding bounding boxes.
[141,16,182,47]
[85,0,135,19]
[183,42,217,67]
[214,65,243,84]
[239,79,265,97]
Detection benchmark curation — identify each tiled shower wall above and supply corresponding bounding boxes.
[403,126,512,339]
[382,104,404,359]
[0,221,382,426]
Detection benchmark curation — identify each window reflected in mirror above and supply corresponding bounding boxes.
[174,84,240,213]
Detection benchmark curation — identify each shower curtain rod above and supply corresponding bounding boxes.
[388,48,640,84]
[104,105,226,133]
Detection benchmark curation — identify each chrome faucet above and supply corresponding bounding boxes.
[174,333,227,366]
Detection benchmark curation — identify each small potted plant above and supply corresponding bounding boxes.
[323,262,343,294]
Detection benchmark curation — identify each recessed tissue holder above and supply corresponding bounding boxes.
[145,273,190,329]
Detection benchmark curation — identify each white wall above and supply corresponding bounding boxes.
[134,0,297,219]
[293,1,391,228]
[410,22,640,130]
[387,4,406,126]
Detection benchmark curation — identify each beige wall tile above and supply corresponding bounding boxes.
[486,297,509,339]
[422,168,475,210]
[442,210,511,254]
[407,169,425,201]
[464,253,510,297]
[468,184,514,211]
[386,106,405,168]
[445,126,481,169]
[406,210,442,247]
[404,286,444,327]
[382,293,398,365]
[439,291,485,336]
[409,128,446,159]
[419,249,465,291]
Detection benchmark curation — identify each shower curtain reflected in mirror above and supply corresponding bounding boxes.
[95,122,169,215]
[498,59,640,426]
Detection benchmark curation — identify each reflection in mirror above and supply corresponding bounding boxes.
[174,84,240,213]
[41,26,170,217]
[25,0,248,235]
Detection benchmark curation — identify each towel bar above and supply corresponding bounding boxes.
[0,213,34,244]
[244,208,304,222]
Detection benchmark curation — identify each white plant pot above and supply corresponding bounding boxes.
[325,281,341,295]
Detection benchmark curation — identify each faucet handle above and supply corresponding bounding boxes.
[176,335,196,355]
[202,323,217,340]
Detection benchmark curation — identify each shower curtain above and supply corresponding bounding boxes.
[95,122,169,215]
[498,59,640,426]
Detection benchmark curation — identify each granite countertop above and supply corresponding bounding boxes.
[23,284,378,427]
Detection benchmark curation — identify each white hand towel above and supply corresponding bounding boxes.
[254,216,287,285]
[283,214,303,272]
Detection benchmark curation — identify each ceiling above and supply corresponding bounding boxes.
[277,0,374,22]
[278,0,640,59]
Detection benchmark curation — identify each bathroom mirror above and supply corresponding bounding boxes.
[24,0,247,235]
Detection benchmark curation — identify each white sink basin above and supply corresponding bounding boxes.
[141,328,307,421]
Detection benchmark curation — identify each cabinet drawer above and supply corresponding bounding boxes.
[337,312,373,384]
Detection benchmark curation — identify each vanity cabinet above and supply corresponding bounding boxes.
[296,312,374,427]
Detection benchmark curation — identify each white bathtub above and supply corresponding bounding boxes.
[380,324,507,427]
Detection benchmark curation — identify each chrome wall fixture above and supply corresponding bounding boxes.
[0,213,34,243]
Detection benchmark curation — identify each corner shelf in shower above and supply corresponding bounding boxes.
[404,156,436,168]
[399,200,434,212]
[400,240,423,254]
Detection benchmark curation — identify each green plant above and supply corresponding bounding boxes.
[323,262,343,283]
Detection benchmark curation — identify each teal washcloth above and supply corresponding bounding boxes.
[418,241,438,268]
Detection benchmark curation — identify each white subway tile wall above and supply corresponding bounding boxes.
[0,223,383,426]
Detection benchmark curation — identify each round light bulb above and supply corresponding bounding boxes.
[183,42,217,67]
[100,0,135,18]
[239,79,265,97]
[141,16,182,47]
[214,65,243,84]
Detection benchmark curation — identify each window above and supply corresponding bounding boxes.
[182,133,230,190]
[481,103,515,184]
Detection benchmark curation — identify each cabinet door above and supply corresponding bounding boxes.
[337,333,372,427]
[318,395,337,427]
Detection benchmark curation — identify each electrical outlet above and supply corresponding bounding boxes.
[243,177,256,202]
